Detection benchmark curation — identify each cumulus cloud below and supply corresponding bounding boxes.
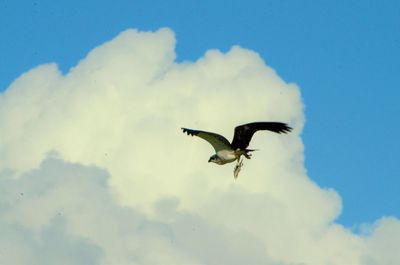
[0,28,399,265]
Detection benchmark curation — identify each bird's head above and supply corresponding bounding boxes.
[208,154,220,164]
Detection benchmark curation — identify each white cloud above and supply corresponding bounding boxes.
[0,28,399,265]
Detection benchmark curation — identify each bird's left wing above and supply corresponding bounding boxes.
[181,128,232,152]
[231,122,292,150]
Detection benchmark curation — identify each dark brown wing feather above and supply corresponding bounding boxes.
[231,122,292,150]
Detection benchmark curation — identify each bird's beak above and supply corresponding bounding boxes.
[208,158,211,163]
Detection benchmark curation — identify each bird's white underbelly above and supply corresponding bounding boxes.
[217,150,237,164]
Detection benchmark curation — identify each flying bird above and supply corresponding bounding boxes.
[181,122,292,178]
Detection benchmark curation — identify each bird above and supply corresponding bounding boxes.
[181,122,292,178]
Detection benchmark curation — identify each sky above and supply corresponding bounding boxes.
[0,1,399,264]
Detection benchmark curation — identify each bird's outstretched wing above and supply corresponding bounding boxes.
[231,122,292,150]
[181,128,232,152]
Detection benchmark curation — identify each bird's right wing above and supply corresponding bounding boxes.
[181,128,232,152]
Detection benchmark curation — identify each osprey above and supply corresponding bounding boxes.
[181,122,292,178]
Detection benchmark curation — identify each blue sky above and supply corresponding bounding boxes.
[1,0,399,227]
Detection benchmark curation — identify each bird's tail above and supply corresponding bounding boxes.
[245,149,259,152]
[243,149,258,159]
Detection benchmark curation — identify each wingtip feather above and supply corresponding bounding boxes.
[280,124,293,134]
[181,127,196,136]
